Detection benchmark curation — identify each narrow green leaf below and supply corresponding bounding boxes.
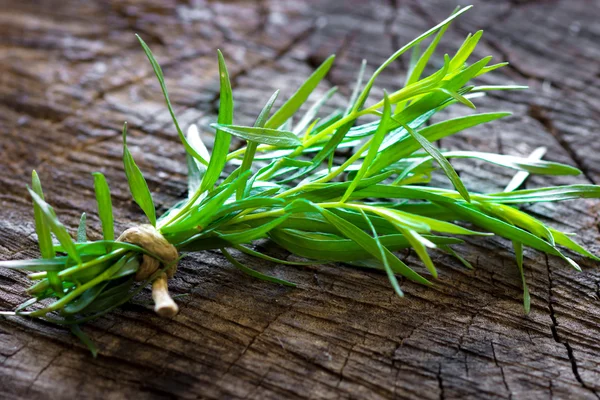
[477,202,554,245]
[513,241,530,314]
[269,227,461,262]
[342,92,392,202]
[440,245,473,269]
[233,244,315,266]
[63,282,109,315]
[28,254,129,317]
[164,170,252,233]
[472,85,529,92]
[401,122,471,202]
[354,6,472,111]
[371,112,511,173]
[346,59,367,115]
[221,248,296,287]
[0,257,66,271]
[266,55,335,129]
[439,201,578,270]
[77,213,87,242]
[312,204,431,285]
[122,122,156,226]
[186,124,210,198]
[475,62,508,77]
[136,35,208,166]
[504,147,547,192]
[550,229,600,261]
[294,86,337,135]
[360,210,404,297]
[27,188,80,264]
[405,15,453,87]
[217,214,290,244]
[437,87,476,109]
[439,149,579,177]
[238,90,280,200]
[211,124,301,147]
[31,171,55,259]
[482,185,600,204]
[449,30,483,70]
[92,172,114,241]
[201,50,234,191]
[70,324,98,357]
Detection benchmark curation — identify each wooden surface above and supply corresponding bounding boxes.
[1,0,600,399]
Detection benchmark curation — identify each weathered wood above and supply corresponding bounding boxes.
[1,0,600,398]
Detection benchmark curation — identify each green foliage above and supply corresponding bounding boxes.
[122,122,156,226]
[3,6,600,354]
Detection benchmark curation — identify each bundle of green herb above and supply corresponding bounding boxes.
[2,6,599,356]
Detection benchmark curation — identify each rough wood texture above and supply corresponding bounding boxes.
[1,1,600,399]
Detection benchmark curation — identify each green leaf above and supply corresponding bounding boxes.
[164,170,252,233]
[440,245,473,269]
[354,6,472,111]
[342,92,392,202]
[437,87,476,109]
[346,59,367,115]
[279,121,354,184]
[439,201,579,270]
[136,35,208,166]
[475,62,508,77]
[400,121,471,202]
[210,124,301,147]
[269,226,461,262]
[28,253,129,317]
[233,244,315,266]
[481,185,600,204]
[238,90,280,200]
[221,248,296,287]
[449,30,483,70]
[186,124,210,198]
[439,150,579,176]
[217,214,290,244]
[31,171,55,259]
[477,202,554,245]
[92,172,114,241]
[404,11,454,87]
[0,257,67,272]
[550,229,600,261]
[370,112,511,173]
[513,241,530,314]
[504,147,547,192]
[201,50,234,191]
[63,282,109,315]
[309,203,431,285]
[122,122,156,226]
[27,188,80,264]
[294,86,337,135]
[77,213,87,242]
[265,55,335,129]
[360,210,404,297]
[70,324,98,358]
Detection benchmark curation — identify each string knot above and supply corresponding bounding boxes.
[117,224,179,318]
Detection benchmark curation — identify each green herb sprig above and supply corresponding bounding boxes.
[2,6,599,354]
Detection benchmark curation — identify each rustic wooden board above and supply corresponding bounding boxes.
[1,0,600,398]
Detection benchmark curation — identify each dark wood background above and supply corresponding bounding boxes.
[1,0,600,398]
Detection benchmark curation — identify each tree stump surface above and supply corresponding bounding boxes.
[1,1,600,399]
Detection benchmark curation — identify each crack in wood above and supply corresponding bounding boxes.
[545,254,600,399]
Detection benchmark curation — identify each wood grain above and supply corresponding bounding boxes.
[1,0,600,398]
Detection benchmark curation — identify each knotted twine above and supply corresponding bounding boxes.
[117,224,179,318]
